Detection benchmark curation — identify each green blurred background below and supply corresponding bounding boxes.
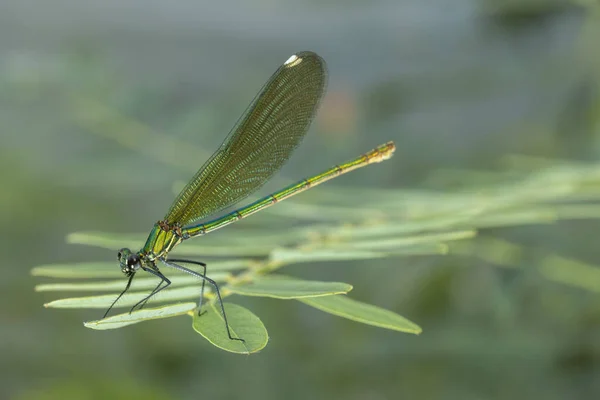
[2,0,600,399]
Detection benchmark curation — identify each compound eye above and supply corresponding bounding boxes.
[117,251,122,260]
[127,255,139,267]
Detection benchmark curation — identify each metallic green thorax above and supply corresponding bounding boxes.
[140,223,182,261]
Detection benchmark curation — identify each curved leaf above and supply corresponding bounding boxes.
[32,262,122,279]
[44,286,206,309]
[32,260,246,278]
[319,230,476,251]
[300,295,421,334]
[228,276,352,299]
[269,248,388,264]
[269,244,448,264]
[84,302,196,330]
[193,303,268,354]
[36,273,229,292]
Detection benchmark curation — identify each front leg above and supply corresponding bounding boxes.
[129,265,171,313]
[103,272,135,319]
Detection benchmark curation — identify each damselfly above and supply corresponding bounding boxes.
[106,51,396,342]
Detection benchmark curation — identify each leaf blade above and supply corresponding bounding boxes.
[228,276,352,299]
[32,259,249,279]
[35,273,229,292]
[84,302,196,330]
[43,286,205,309]
[300,295,421,334]
[192,303,268,354]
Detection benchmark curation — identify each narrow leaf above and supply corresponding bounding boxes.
[44,286,205,309]
[36,273,229,292]
[318,230,476,251]
[269,248,389,264]
[228,276,352,299]
[32,259,250,279]
[32,262,122,279]
[300,295,421,334]
[268,245,448,264]
[67,232,144,251]
[539,254,600,292]
[84,302,196,330]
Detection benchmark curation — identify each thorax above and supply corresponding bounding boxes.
[141,221,183,260]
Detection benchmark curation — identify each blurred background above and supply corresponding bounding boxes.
[2,0,600,399]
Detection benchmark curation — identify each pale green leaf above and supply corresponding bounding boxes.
[32,259,251,279]
[36,272,229,292]
[32,262,122,278]
[468,209,557,228]
[319,230,476,251]
[228,276,352,299]
[268,243,448,265]
[67,232,144,251]
[269,248,388,264]
[302,214,473,239]
[44,286,204,309]
[84,302,196,330]
[300,295,421,334]
[539,254,600,292]
[193,303,268,354]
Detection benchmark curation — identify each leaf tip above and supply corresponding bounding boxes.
[83,320,98,328]
[65,232,78,243]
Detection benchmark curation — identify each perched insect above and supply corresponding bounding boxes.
[105,51,396,342]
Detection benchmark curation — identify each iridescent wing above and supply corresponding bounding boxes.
[164,51,327,226]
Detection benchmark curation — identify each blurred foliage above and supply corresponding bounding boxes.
[32,143,600,352]
[3,0,600,399]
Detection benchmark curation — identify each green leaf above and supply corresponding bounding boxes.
[269,248,389,264]
[32,262,123,278]
[268,243,448,264]
[31,259,250,279]
[228,276,352,299]
[67,232,144,251]
[468,208,557,228]
[320,230,476,251]
[44,286,205,308]
[193,303,268,354]
[539,254,600,292]
[307,214,474,239]
[35,272,229,292]
[84,302,196,330]
[300,295,421,334]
